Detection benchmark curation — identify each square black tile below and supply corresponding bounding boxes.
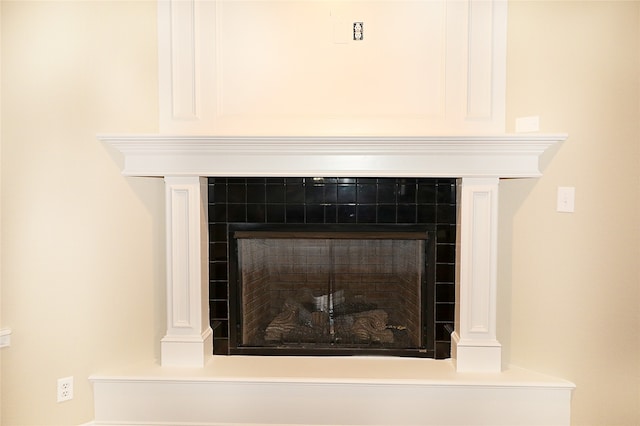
[337,184,357,203]
[266,185,286,203]
[418,182,437,203]
[417,206,436,224]
[377,205,396,223]
[210,204,227,222]
[266,204,285,222]
[210,282,228,299]
[228,184,246,203]
[397,182,417,203]
[210,261,228,281]
[377,184,396,203]
[436,303,455,322]
[213,183,227,203]
[397,204,417,223]
[436,263,456,283]
[305,184,325,203]
[436,244,456,263]
[357,184,377,204]
[210,242,227,261]
[285,184,305,203]
[436,283,455,303]
[227,204,246,222]
[337,204,357,223]
[210,224,227,242]
[324,185,338,203]
[247,204,266,222]
[246,184,266,203]
[357,205,377,223]
[305,205,325,223]
[286,204,305,223]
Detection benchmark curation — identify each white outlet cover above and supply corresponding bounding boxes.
[515,116,540,133]
[57,376,74,402]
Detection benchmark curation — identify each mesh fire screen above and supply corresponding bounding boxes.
[229,225,435,356]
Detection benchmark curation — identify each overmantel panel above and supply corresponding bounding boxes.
[158,0,508,135]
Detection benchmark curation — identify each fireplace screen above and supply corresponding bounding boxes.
[228,225,435,356]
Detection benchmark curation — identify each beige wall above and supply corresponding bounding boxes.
[0,0,3,421]
[503,1,640,424]
[1,1,163,424]
[1,1,639,425]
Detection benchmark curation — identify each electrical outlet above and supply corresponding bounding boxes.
[353,22,363,40]
[57,376,73,402]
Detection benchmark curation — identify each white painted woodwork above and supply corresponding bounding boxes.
[99,134,565,178]
[158,0,507,135]
[452,177,501,372]
[90,357,574,426]
[161,176,213,367]
[91,1,575,423]
[100,132,568,372]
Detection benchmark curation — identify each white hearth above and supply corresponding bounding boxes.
[89,134,575,426]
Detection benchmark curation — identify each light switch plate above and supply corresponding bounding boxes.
[557,186,575,213]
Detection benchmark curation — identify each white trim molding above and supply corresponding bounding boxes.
[161,176,212,367]
[90,357,575,426]
[99,134,565,178]
[453,177,501,372]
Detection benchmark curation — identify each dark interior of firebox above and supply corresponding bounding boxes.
[228,225,435,356]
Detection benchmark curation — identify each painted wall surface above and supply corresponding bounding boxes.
[0,1,639,425]
[502,1,640,425]
[0,0,3,421]
[1,1,163,424]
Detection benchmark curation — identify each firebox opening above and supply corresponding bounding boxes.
[228,224,436,357]
[208,177,457,359]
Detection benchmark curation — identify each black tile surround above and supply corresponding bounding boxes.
[208,177,457,358]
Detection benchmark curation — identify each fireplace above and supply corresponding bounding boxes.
[93,134,575,426]
[90,2,575,422]
[208,177,457,358]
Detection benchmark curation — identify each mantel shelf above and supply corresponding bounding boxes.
[99,133,568,178]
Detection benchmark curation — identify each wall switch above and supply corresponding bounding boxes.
[557,186,575,213]
[515,116,540,133]
[0,328,11,348]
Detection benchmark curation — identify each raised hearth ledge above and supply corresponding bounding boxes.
[89,356,575,426]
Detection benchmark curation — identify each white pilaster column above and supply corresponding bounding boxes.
[161,176,213,367]
[452,177,501,372]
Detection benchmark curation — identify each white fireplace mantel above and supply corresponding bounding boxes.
[100,133,567,370]
[93,133,575,426]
